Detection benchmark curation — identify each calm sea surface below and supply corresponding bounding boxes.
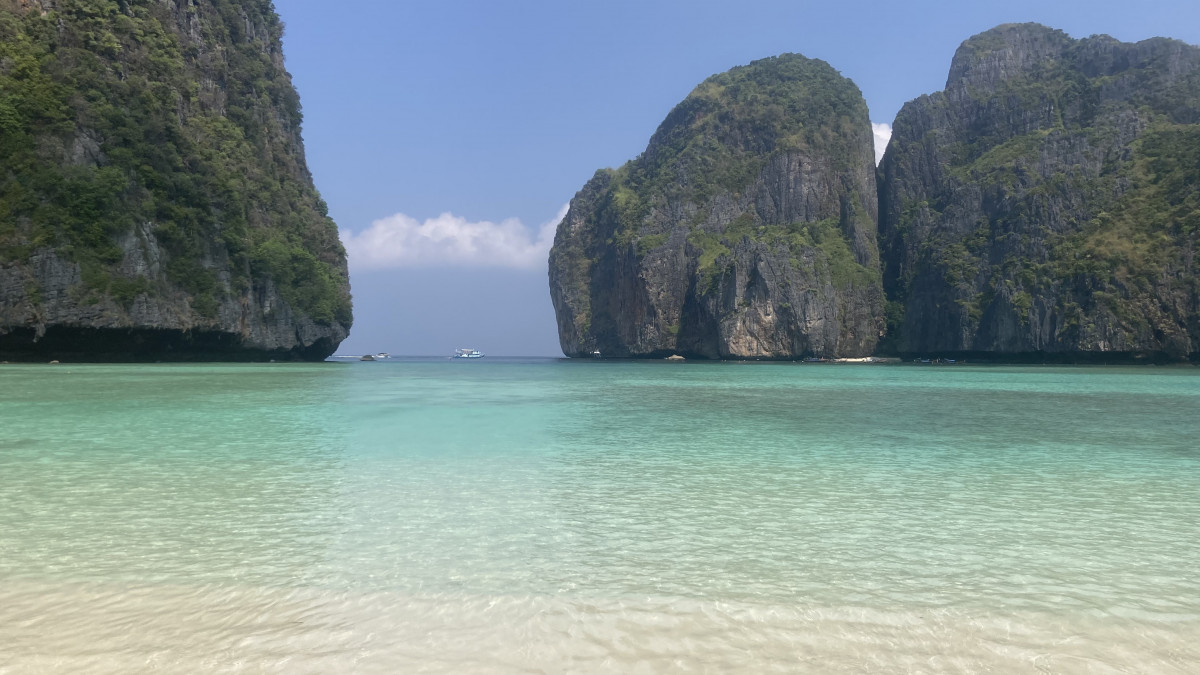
[1,358,1198,672]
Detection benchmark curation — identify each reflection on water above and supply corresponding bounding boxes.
[1,361,1199,671]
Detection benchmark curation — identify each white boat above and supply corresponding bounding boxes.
[453,348,484,359]
[375,352,389,359]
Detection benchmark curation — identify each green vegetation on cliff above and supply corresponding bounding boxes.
[549,54,882,359]
[588,53,878,263]
[632,54,869,204]
[0,0,349,327]
[879,24,1200,358]
[607,54,874,241]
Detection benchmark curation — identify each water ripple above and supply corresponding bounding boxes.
[1,362,1199,671]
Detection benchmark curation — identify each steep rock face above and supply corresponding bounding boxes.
[549,54,882,359]
[0,0,351,361]
[879,23,1200,360]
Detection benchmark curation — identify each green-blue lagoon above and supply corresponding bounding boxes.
[2,359,1198,672]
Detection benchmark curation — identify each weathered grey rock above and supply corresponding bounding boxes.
[549,54,883,359]
[879,23,1200,361]
[0,0,350,361]
[0,232,346,360]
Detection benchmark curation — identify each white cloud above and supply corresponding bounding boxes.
[872,122,892,166]
[341,204,569,270]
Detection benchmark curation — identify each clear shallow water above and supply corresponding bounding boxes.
[1,359,1199,672]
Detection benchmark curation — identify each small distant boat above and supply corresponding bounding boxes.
[453,348,484,359]
[375,352,389,359]
[360,354,376,361]
[592,350,602,358]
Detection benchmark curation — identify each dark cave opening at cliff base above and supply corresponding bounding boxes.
[0,327,336,363]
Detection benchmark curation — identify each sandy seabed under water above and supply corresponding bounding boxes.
[4,361,1200,673]
[2,580,1198,673]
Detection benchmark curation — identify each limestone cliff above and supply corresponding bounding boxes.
[0,0,351,361]
[879,24,1200,361]
[549,54,882,359]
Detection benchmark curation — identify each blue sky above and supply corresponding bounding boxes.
[273,0,1200,357]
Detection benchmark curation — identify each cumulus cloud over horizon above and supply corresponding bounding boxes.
[342,120,893,270]
[341,204,569,270]
[872,122,892,165]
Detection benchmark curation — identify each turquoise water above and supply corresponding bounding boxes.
[2,359,1199,672]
